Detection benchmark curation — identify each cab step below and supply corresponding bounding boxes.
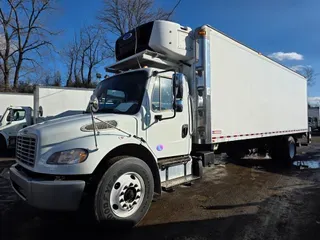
[161,175,200,190]
[158,155,191,170]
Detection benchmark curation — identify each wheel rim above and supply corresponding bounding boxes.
[289,141,295,159]
[109,172,145,218]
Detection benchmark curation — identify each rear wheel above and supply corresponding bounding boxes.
[270,136,296,165]
[94,156,154,228]
[226,144,247,160]
[283,136,296,163]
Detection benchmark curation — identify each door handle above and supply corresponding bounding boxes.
[181,124,188,138]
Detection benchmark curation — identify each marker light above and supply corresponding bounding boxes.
[198,30,206,36]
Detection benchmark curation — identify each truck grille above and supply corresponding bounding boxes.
[16,136,37,167]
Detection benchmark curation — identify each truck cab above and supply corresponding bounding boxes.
[0,106,33,150]
[9,20,200,227]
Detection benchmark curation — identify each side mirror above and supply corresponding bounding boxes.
[176,99,183,112]
[38,106,43,117]
[89,95,99,113]
[173,73,184,99]
[6,110,13,123]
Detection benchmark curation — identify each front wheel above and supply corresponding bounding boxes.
[94,156,154,228]
[0,136,7,154]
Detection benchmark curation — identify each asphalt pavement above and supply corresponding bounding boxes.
[1,141,320,240]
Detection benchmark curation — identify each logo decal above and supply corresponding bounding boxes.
[156,144,164,151]
[122,32,133,41]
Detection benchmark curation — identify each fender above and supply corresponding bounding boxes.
[0,131,9,148]
[94,143,162,195]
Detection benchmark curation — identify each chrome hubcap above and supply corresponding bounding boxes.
[109,172,145,218]
[289,142,295,158]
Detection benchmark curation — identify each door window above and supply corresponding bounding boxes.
[151,77,173,112]
[12,110,26,121]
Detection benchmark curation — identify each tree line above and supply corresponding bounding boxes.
[0,0,174,93]
[0,0,316,93]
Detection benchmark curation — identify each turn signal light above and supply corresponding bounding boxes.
[198,30,206,36]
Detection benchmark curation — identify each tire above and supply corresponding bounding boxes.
[226,148,246,161]
[94,156,154,228]
[270,136,296,165]
[0,135,7,154]
[283,136,296,163]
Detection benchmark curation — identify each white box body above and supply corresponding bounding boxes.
[195,25,308,143]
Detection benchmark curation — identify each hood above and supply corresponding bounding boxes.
[22,113,138,147]
[0,123,10,131]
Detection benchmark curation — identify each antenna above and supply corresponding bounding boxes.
[166,0,182,20]
[134,27,142,68]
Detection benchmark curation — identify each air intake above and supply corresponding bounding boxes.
[81,120,117,132]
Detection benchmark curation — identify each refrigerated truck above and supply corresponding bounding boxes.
[9,20,310,228]
[0,86,94,150]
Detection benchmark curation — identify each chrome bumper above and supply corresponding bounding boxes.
[9,164,85,211]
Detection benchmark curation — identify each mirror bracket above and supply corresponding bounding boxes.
[89,95,99,113]
[155,114,163,121]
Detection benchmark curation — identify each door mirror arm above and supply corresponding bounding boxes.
[152,70,185,121]
[154,70,177,122]
[155,114,163,121]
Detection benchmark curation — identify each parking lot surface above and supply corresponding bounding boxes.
[1,140,320,240]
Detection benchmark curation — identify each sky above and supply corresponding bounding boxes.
[7,0,320,96]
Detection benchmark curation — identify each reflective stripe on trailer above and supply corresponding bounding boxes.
[212,129,308,142]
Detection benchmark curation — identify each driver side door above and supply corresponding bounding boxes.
[146,75,191,159]
[7,109,28,134]
[1,109,28,148]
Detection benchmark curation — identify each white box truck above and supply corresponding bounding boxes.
[0,92,33,116]
[9,20,310,227]
[0,86,94,151]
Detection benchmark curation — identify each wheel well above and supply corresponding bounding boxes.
[93,144,161,195]
[0,134,7,148]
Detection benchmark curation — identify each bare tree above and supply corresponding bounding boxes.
[98,0,171,36]
[97,0,180,59]
[61,32,81,87]
[79,28,90,84]
[63,25,108,87]
[300,66,318,86]
[52,71,61,86]
[0,0,57,90]
[0,0,21,90]
[63,43,75,87]
[83,26,110,84]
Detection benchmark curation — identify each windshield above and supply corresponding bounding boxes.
[89,70,148,114]
[0,108,8,126]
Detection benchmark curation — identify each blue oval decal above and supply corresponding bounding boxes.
[156,144,164,151]
[122,32,132,41]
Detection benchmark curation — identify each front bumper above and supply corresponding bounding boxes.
[10,164,85,211]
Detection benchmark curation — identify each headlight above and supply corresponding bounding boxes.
[47,149,88,165]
